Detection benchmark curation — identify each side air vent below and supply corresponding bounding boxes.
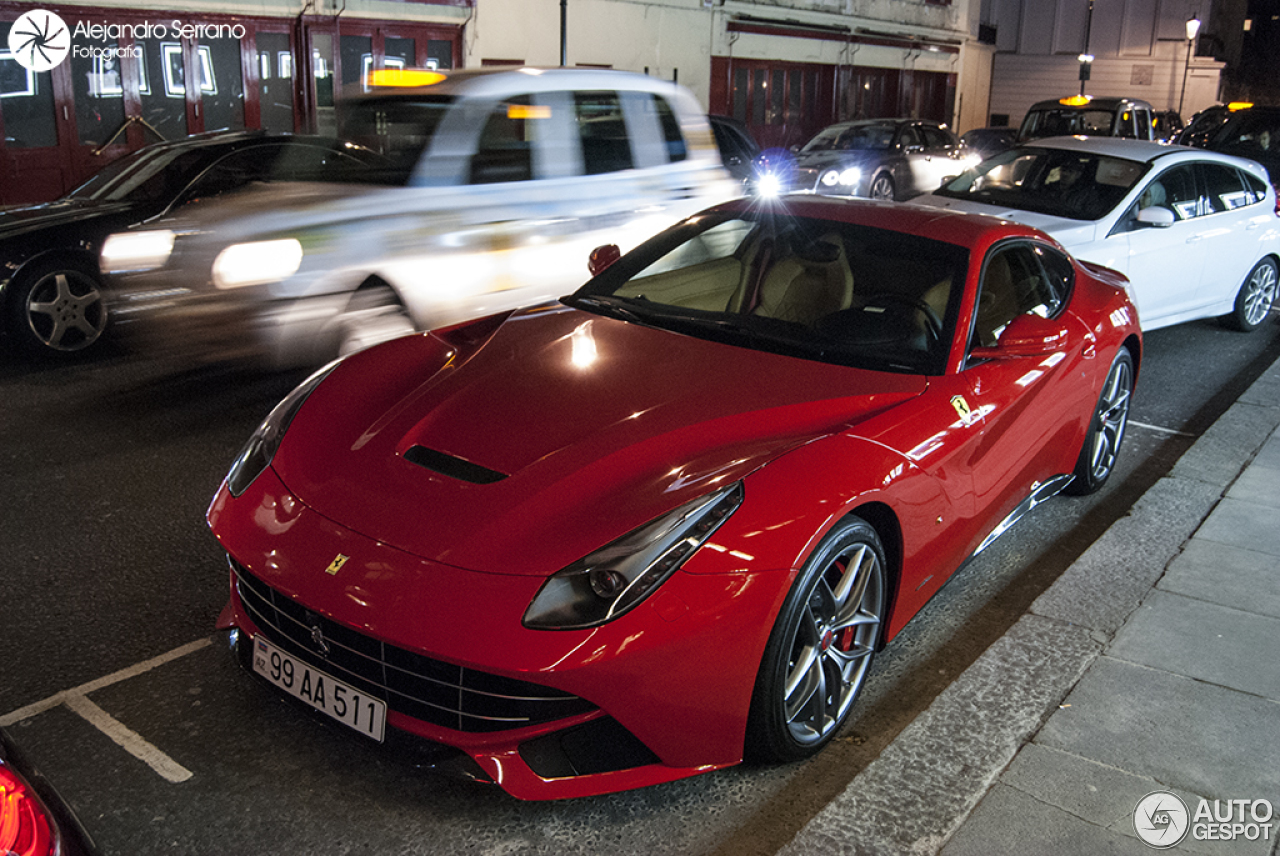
[404,445,508,484]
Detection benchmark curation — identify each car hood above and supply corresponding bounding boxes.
[0,199,136,240]
[910,194,1100,247]
[793,150,882,171]
[271,305,927,576]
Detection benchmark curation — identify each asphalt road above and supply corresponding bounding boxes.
[2,313,1279,856]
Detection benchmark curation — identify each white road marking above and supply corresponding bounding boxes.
[63,694,194,783]
[1127,420,1197,438]
[0,636,213,782]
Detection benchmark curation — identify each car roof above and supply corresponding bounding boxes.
[1027,96,1155,111]
[346,66,696,101]
[1008,136,1273,178]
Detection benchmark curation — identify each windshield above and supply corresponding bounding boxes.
[568,211,968,375]
[802,123,895,153]
[1207,111,1280,159]
[933,146,1147,221]
[1019,108,1116,140]
[65,146,208,203]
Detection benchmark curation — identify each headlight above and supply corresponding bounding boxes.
[820,169,841,187]
[225,358,341,496]
[523,483,744,630]
[839,167,860,186]
[100,229,175,273]
[212,239,303,289]
[757,173,783,198]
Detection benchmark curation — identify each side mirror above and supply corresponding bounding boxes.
[970,312,1071,361]
[588,244,622,277]
[1136,206,1175,228]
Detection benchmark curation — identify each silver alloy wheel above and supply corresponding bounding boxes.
[1084,353,1132,485]
[1240,259,1278,328]
[24,268,107,352]
[781,538,884,745]
[869,174,895,201]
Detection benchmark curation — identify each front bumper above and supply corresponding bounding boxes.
[209,469,788,799]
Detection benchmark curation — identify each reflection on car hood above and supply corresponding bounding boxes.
[0,199,135,241]
[910,195,1100,247]
[272,305,927,576]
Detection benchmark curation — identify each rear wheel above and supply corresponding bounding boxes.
[746,516,886,763]
[1065,346,1133,495]
[1226,258,1277,332]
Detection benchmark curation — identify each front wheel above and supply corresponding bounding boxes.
[336,284,415,356]
[745,516,886,763]
[8,259,108,356]
[1226,258,1277,332]
[1065,346,1134,496]
[868,174,895,202]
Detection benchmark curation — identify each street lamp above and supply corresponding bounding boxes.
[1178,15,1201,116]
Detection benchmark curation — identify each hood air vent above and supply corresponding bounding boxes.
[404,445,508,484]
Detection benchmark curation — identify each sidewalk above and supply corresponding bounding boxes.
[780,353,1280,856]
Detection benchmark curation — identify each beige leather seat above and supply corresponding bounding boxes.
[752,235,854,325]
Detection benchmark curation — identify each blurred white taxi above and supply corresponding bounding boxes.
[102,67,738,367]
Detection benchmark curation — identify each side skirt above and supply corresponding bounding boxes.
[972,474,1075,557]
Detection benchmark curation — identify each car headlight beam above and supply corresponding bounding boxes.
[523,483,744,630]
[100,229,176,273]
[212,238,304,289]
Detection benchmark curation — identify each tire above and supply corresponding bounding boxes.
[869,173,895,202]
[7,258,108,355]
[336,284,415,356]
[745,516,886,763]
[1065,346,1134,496]
[1225,258,1277,332]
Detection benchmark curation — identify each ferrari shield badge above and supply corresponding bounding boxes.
[324,554,350,576]
[950,395,976,426]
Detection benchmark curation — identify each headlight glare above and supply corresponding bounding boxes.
[226,358,341,496]
[523,483,744,630]
[820,169,841,187]
[100,229,175,273]
[212,238,303,289]
[839,167,861,186]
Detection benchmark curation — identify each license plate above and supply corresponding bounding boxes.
[252,637,386,742]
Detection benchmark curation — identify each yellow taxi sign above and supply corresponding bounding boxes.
[1059,95,1092,107]
[1228,101,1255,111]
[368,68,447,88]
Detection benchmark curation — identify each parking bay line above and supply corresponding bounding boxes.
[1128,420,1197,438]
[0,637,213,782]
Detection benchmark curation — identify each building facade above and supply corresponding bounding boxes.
[2,0,990,204]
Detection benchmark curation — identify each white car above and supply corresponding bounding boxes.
[100,67,738,368]
[914,137,1279,332]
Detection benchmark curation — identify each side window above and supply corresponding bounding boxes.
[971,244,1057,349]
[899,126,922,150]
[1200,163,1256,213]
[920,126,952,151]
[1135,110,1154,140]
[573,91,634,175]
[470,95,539,184]
[1139,165,1198,220]
[179,146,284,205]
[1028,243,1073,316]
[651,95,688,164]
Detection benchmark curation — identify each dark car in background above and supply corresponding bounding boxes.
[0,132,378,358]
[708,114,762,188]
[759,118,978,201]
[1175,102,1250,147]
[1198,105,1280,190]
[1018,96,1156,142]
[960,126,1017,159]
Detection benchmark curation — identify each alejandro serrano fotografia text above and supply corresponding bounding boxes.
[73,20,248,40]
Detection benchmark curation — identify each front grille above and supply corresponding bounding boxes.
[234,563,595,733]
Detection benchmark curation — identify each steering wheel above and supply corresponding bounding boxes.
[860,292,944,344]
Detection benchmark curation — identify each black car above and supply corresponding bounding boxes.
[959,126,1017,159]
[0,132,377,358]
[708,114,762,186]
[0,727,99,855]
[1197,105,1280,189]
[761,118,976,201]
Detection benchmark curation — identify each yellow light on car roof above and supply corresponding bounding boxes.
[368,68,447,88]
[1059,95,1092,107]
[508,104,552,120]
[1228,101,1254,111]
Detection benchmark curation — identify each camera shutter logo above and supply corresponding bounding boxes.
[7,10,71,72]
[1135,791,1190,848]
